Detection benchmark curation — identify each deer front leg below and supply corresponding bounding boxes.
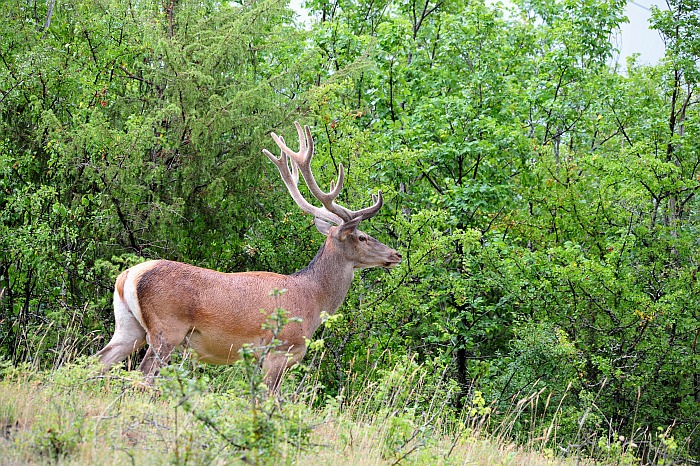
[262,347,306,393]
[262,352,288,393]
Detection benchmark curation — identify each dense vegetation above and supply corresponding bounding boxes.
[1,0,698,463]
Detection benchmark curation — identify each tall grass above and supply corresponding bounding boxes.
[1,320,689,466]
[0,353,602,466]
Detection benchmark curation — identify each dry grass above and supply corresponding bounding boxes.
[298,418,581,466]
[0,365,174,465]
[0,358,591,466]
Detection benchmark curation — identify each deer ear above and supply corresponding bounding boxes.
[314,218,333,235]
[336,217,362,239]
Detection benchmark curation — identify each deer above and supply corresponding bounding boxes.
[95,122,402,391]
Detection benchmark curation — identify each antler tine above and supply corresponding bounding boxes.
[271,122,350,221]
[302,129,355,221]
[298,121,310,161]
[265,122,385,226]
[278,135,299,186]
[352,190,384,221]
[262,142,343,226]
[294,122,346,213]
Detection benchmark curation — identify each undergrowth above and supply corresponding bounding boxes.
[0,353,687,465]
[0,355,580,466]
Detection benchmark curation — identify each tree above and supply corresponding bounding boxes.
[0,0,313,364]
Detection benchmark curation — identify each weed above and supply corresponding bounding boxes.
[158,290,313,465]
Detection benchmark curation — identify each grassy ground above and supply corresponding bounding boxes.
[0,358,592,466]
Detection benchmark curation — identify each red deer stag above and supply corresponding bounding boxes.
[95,122,401,390]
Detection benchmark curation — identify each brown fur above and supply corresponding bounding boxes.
[115,270,128,303]
[96,226,401,391]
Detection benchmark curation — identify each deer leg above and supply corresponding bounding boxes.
[138,332,177,380]
[96,295,147,368]
[263,353,288,393]
[262,347,306,393]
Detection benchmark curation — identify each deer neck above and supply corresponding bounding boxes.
[293,241,355,315]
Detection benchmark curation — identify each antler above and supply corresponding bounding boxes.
[263,122,383,226]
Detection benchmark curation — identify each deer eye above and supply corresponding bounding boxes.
[358,235,367,242]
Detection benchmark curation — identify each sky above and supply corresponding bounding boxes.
[616,0,666,64]
[290,0,668,65]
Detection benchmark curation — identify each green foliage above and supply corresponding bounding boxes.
[297,0,698,461]
[160,297,312,465]
[2,0,700,463]
[0,0,312,364]
[159,364,312,466]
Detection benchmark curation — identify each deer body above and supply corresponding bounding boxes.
[96,123,401,390]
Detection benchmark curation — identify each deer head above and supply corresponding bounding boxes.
[262,122,401,271]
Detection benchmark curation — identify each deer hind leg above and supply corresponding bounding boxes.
[138,321,196,381]
[262,353,287,393]
[138,330,179,380]
[96,290,147,368]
